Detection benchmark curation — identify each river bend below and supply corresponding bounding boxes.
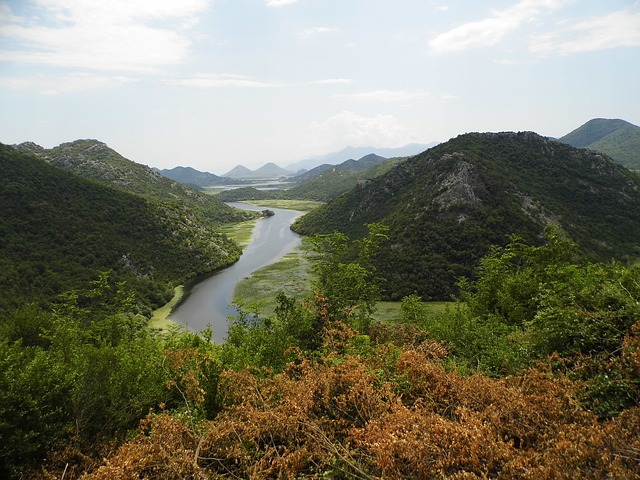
[169,202,302,342]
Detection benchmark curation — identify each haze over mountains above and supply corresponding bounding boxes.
[153,119,639,186]
[222,162,292,179]
[285,143,436,173]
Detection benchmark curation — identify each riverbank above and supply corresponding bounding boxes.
[148,211,264,333]
[151,201,311,338]
[149,285,185,332]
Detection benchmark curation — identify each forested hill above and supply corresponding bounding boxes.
[292,131,640,300]
[559,118,640,170]
[15,139,251,226]
[0,144,242,313]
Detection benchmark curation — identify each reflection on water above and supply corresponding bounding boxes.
[168,202,302,342]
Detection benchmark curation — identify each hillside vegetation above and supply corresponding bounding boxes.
[2,225,639,479]
[559,118,640,170]
[0,144,241,314]
[217,156,407,203]
[16,140,253,226]
[293,131,640,300]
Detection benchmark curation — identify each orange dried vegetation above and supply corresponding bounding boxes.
[78,336,640,479]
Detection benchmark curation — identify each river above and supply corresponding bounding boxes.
[168,202,303,342]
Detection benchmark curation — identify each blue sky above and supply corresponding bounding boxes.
[1,0,639,174]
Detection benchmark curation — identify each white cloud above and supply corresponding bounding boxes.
[310,78,354,85]
[429,0,573,54]
[0,73,137,94]
[165,73,288,88]
[531,8,640,55]
[265,0,298,7]
[332,89,431,102]
[0,0,211,72]
[310,111,416,149]
[299,26,339,36]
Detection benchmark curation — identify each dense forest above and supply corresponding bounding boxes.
[0,144,243,314]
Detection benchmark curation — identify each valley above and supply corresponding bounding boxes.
[2,119,640,479]
[167,202,304,342]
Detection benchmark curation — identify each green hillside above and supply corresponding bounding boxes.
[286,156,405,201]
[158,166,234,187]
[216,156,406,203]
[0,144,242,313]
[16,140,253,226]
[559,118,640,170]
[293,131,640,300]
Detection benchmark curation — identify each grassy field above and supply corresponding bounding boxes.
[232,243,313,317]
[218,219,259,247]
[244,199,324,212]
[373,300,452,323]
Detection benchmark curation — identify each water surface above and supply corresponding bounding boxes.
[169,202,302,342]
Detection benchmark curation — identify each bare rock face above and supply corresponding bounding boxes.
[432,157,483,212]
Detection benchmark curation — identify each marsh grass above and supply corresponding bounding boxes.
[232,247,312,317]
[218,219,258,247]
[245,199,325,212]
[374,300,451,323]
[149,286,184,333]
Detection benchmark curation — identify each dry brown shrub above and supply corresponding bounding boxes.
[356,405,513,479]
[369,322,431,348]
[198,356,395,478]
[517,408,640,480]
[79,413,205,480]
[456,368,591,451]
[75,332,640,479]
[396,348,463,412]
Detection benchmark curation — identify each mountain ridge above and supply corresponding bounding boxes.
[15,139,253,226]
[559,118,640,170]
[292,131,640,300]
[157,166,236,187]
[0,143,242,313]
[285,143,436,172]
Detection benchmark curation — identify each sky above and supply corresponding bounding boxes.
[1,0,639,175]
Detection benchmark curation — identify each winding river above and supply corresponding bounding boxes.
[168,202,303,342]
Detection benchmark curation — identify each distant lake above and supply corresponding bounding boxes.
[168,202,302,342]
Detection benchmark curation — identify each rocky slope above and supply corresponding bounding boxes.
[293,131,640,299]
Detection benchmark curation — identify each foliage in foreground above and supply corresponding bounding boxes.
[78,323,640,480]
[2,227,640,479]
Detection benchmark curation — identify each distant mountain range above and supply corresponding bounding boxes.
[152,144,435,184]
[292,131,640,300]
[218,152,402,203]
[156,166,237,187]
[293,153,387,183]
[222,162,292,179]
[286,143,436,173]
[559,118,640,170]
